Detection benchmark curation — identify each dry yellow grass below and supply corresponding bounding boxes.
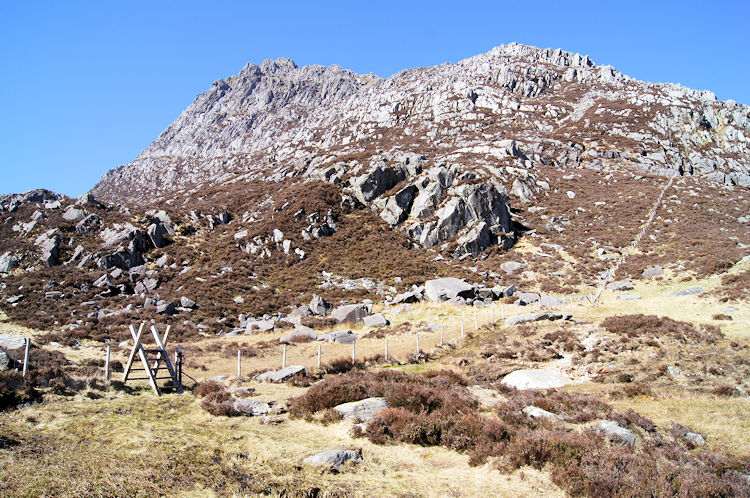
[0,390,563,497]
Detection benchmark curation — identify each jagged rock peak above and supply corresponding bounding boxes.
[91,43,750,206]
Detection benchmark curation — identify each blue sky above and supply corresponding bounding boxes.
[1,1,748,198]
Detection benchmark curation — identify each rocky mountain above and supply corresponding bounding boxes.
[94,42,750,203]
[1,43,748,342]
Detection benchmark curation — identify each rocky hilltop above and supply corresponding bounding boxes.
[94,42,750,208]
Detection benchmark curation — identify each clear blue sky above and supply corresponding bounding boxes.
[1,1,748,198]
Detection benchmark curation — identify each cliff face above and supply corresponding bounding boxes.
[91,43,750,208]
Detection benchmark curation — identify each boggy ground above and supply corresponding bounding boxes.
[0,257,749,496]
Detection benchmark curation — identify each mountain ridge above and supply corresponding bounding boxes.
[91,43,750,207]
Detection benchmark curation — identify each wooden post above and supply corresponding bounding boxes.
[385,338,389,361]
[440,325,444,346]
[105,345,111,381]
[22,337,29,377]
[416,334,420,354]
[237,350,241,379]
[317,344,321,368]
[282,344,287,369]
[352,341,356,362]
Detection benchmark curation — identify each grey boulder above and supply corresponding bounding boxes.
[362,313,389,327]
[670,286,704,297]
[0,333,27,350]
[255,365,306,382]
[333,397,388,421]
[501,369,573,390]
[303,449,363,470]
[424,277,474,302]
[642,266,663,278]
[309,294,332,316]
[500,261,526,274]
[232,399,271,417]
[607,279,634,291]
[595,420,636,446]
[317,330,356,344]
[330,304,370,324]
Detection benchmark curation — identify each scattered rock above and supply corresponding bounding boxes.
[362,313,389,327]
[424,277,474,302]
[0,350,10,371]
[504,312,572,326]
[539,295,566,307]
[515,292,540,305]
[595,420,636,446]
[607,279,634,291]
[309,294,332,316]
[666,366,681,378]
[670,286,704,297]
[180,296,196,309]
[280,327,318,343]
[0,252,19,273]
[156,301,177,315]
[255,365,306,382]
[0,334,27,350]
[618,293,641,300]
[330,304,370,324]
[685,432,705,446]
[333,397,388,421]
[244,319,275,333]
[642,266,663,278]
[317,330,356,344]
[523,406,561,420]
[303,449,363,470]
[75,214,101,234]
[500,261,526,274]
[501,369,573,390]
[232,399,271,416]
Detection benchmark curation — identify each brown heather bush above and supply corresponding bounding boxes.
[602,314,724,344]
[712,313,733,321]
[193,380,225,398]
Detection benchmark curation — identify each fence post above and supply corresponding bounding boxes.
[352,341,356,362]
[461,320,464,338]
[416,334,420,354]
[474,314,478,331]
[22,338,29,378]
[385,338,389,361]
[282,344,287,369]
[317,344,321,368]
[105,345,111,381]
[237,350,241,379]
[440,325,445,346]
[490,308,494,325]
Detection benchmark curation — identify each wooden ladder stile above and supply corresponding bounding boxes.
[121,323,182,396]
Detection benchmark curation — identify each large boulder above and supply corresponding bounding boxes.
[255,365,306,382]
[147,223,171,248]
[317,330,357,344]
[642,266,663,278]
[98,247,145,271]
[0,252,19,273]
[500,369,573,390]
[352,162,409,204]
[232,399,271,416]
[333,397,388,421]
[362,313,389,327]
[0,334,27,350]
[244,319,275,333]
[424,278,474,302]
[309,294,332,316]
[380,185,419,226]
[670,286,704,296]
[280,327,318,343]
[330,304,370,324]
[595,420,636,446]
[500,261,526,274]
[75,214,101,234]
[0,350,9,371]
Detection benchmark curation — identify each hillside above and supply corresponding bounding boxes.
[0,43,749,496]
